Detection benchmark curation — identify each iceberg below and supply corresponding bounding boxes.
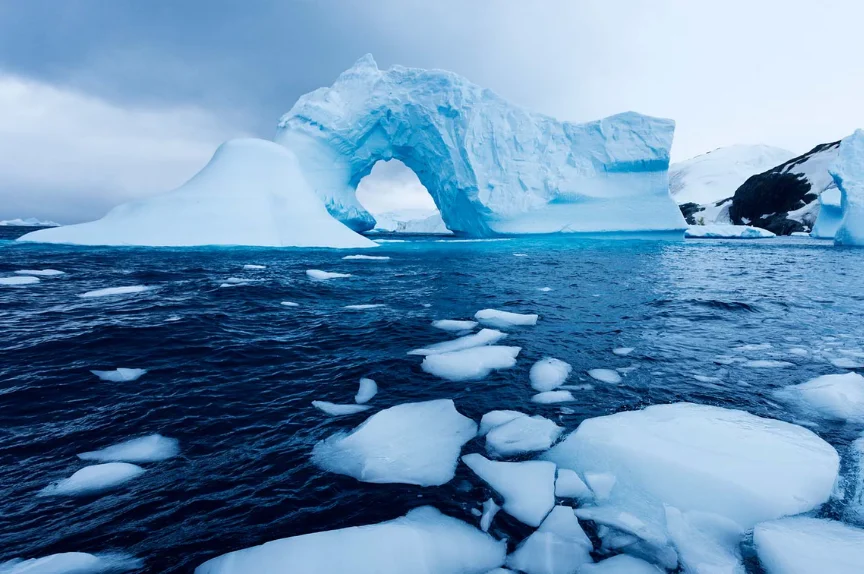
[529,358,572,392]
[18,139,377,249]
[408,328,506,356]
[420,346,521,381]
[505,506,593,574]
[354,378,377,404]
[275,55,685,237]
[195,506,506,574]
[831,129,864,246]
[39,463,145,496]
[462,454,556,527]
[312,401,371,416]
[774,372,864,422]
[0,552,142,573]
[612,347,634,356]
[90,368,147,382]
[684,224,775,239]
[78,434,179,463]
[754,517,864,574]
[811,187,843,238]
[484,415,562,457]
[311,399,476,486]
[474,309,538,329]
[0,217,60,227]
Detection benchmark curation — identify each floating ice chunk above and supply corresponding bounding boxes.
[584,472,617,500]
[612,347,634,356]
[421,346,521,381]
[196,507,506,574]
[39,463,145,496]
[165,315,182,322]
[664,506,745,574]
[90,368,147,382]
[531,391,576,404]
[354,378,377,404]
[0,276,40,285]
[312,401,371,416]
[513,253,528,257]
[754,517,864,574]
[580,555,663,573]
[555,469,592,501]
[479,411,527,436]
[692,374,721,384]
[587,369,622,384]
[506,506,593,574]
[431,319,478,332]
[485,415,562,457]
[306,270,351,280]
[280,301,299,307]
[243,264,266,269]
[343,304,384,310]
[741,360,794,368]
[774,372,864,422]
[14,269,65,276]
[830,357,864,369]
[575,506,678,569]
[481,498,500,532]
[734,343,773,352]
[78,434,179,463]
[685,225,775,239]
[409,329,507,356]
[312,399,476,486]
[537,287,552,292]
[0,552,142,573]
[462,454,556,527]
[787,348,809,356]
[475,309,538,329]
[79,286,150,298]
[223,277,248,284]
[529,358,572,392]
[342,255,391,261]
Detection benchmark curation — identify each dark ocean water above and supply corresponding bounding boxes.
[2,230,864,572]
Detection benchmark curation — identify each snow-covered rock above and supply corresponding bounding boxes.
[275,55,685,237]
[754,517,864,574]
[475,309,538,329]
[774,372,864,422]
[831,129,864,246]
[684,224,775,239]
[484,415,562,457]
[462,454,556,527]
[90,368,147,382]
[408,329,507,356]
[529,358,572,392]
[811,187,843,238]
[312,401,372,416]
[78,434,179,463]
[311,399,476,486]
[19,139,377,249]
[421,346,521,381]
[354,378,377,404]
[39,463,145,496]
[194,506,506,574]
[505,506,593,574]
[0,552,142,573]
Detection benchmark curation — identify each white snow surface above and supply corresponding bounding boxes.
[832,129,864,246]
[79,286,150,298]
[505,506,593,574]
[484,415,562,457]
[78,434,179,463]
[311,401,371,416]
[685,224,775,239]
[462,454,556,527]
[669,145,794,205]
[754,517,864,574]
[194,506,506,574]
[311,399,476,486]
[0,276,40,285]
[19,139,377,249]
[421,346,520,381]
[409,328,506,356]
[529,358,572,391]
[431,319,478,332]
[14,269,65,276]
[474,309,538,329]
[275,55,684,237]
[306,270,351,280]
[0,552,141,574]
[39,463,145,496]
[90,368,147,382]
[354,378,377,404]
[774,372,864,422]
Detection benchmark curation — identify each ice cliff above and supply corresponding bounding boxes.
[831,129,864,246]
[276,55,685,237]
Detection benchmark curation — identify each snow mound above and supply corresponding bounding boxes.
[39,463,145,496]
[832,129,864,246]
[306,269,351,280]
[14,269,65,276]
[431,319,478,332]
[276,55,684,237]
[421,346,521,381]
[506,506,593,574]
[355,378,377,404]
[485,415,562,457]
[194,506,506,574]
[311,399,476,486]
[529,358,572,392]
[462,454,556,527]
[0,276,39,285]
[342,255,390,260]
[531,391,576,404]
[90,368,147,382]
[684,224,775,239]
[312,401,371,416]
[587,369,622,384]
[774,372,864,422]
[475,309,538,329]
[78,434,179,463]
[409,328,506,356]
[754,517,864,574]
[18,139,377,249]
[79,286,150,298]
[0,552,142,573]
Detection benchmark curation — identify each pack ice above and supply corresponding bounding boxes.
[18,139,376,249]
[462,454,556,527]
[194,506,505,574]
[311,399,476,486]
[275,55,685,237]
[831,129,864,246]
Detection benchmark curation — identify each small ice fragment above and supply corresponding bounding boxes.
[530,357,572,391]
[513,253,528,257]
[14,269,65,276]
[38,463,145,496]
[91,368,147,382]
[479,410,527,436]
[462,454,556,527]
[506,506,593,574]
[587,369,622,384]
[742,360,794,368]
[480,498,500,532]
[431,319,478,332]
[409,328,506,356]
[0,552,142,574]
[78,434,179,463]
[773,372,864,422]
[613,347,634,356]
[355,378,377,404]
[693,374,722,383]
[79,285,149,298]
[734,343,773,352]
[581,555,664,573]
[788,348,809,356]
[243,264,266,269]
[421,346,521,381]
[374,238,406,243]
[537,287,552,292]
[555,469,593,501]
[830,357,864,369]
[165,315,182,322]
[306,269,351,280]
[223,277,248,284]
[532,391,576,404]
[312,401,371,416]
[0,276,40,285]
[485,415,562,457]
[713,355,740,365]
[343,304,384,310]
[280,301,299,307]
[342,255,391,260]
[584,472,617,500]
[475,309,538,329]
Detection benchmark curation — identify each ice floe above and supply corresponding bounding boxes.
[531,391,576,404]
[754,517,864,574]
[306,270,351,280]
[480,498,500,533]
[312,401,371,416]
[421,346,521,381]
[537,287,552,292]
[342,255,391,261]
[529,358,572,392]
[830,357,864,369]
[612,347,634,356]
[90,368,147,382]
[39,463,145,496]
[479,411,527,436]
[79,286,150,298]
[243,264,266,269]
[555,469,593,501]
[774,372,864,422]
[194,506,506,574]
[485,415,562,457]
[312,399,476,486]
[462,454,556,527]
[14,269,65,276]
[741,360,794,368]
[343,304,384,310]
[574,506,677,569]
[474,309,538,329]
[664,506,745,574]
[280,301,299,307]
[354,378,377,404]
[78,434,179,463]
[506,506,593,574]
[431,319,478,332]
[0,276,40,285]
[587,369,622,384]
[0,552,142,574]
[409,329,506,356]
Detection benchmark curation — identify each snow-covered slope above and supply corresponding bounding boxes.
[276,55,685,237]
[18,139,377,249]
[832,129,864,247]
[670,145,794,205]
[370,209,452,234]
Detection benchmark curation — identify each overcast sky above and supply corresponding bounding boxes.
[1,0,863,222]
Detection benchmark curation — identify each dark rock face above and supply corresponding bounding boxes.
[679,202,702,225]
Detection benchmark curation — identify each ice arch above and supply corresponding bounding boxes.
[830,129,864,246]
[275,55,685,237]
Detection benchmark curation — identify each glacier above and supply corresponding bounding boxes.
[831,129,864,246]
[275,55,686,237]
[17,139,376,249]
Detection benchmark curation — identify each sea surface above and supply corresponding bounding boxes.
[2,230,864,572]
